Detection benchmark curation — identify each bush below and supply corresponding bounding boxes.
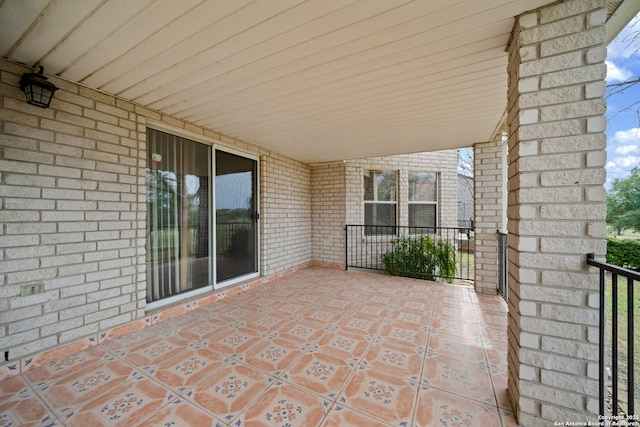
[382,235,457,282]
[606,237,640,270]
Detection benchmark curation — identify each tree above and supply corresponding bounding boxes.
[606,166,640,233]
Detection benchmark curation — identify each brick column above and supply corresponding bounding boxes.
[473,138,506,294]
[506,1,608,424]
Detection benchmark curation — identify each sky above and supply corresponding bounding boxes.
[605,11,640,189]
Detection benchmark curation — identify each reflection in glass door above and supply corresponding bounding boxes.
[215,150,258,285]
[146,129,211,303]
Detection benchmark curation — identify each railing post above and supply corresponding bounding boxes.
[344,226,348,271]
[627,277,634,416]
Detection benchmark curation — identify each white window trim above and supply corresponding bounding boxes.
[408,171,438,228]
[363,170,398,236]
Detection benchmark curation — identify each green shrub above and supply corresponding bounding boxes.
[606,237,640,269]
[382,235,457,282]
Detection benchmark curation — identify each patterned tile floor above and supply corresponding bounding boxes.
[0,267,517,426]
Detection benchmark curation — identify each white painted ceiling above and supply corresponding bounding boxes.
[0,0,625,163]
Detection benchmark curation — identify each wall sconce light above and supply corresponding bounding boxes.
[20,66,58,108]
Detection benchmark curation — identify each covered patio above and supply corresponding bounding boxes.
[0,267,512,426]
[3,0,640,424]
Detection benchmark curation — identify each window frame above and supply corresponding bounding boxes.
[408,171,438,229]
[363,170,398,236]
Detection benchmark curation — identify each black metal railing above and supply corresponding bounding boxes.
[345,224,474,282]
[498,231,508,302]
[216,222,251,255]
[458,219,474,230]
[586,253,639,418]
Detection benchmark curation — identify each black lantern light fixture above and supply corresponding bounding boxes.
[20,66,58,108]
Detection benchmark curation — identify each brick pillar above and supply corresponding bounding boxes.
[506,1,608,424]
[473,138,506,294]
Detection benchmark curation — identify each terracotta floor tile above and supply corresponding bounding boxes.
[277,320,326,344]
[395,299,432,315]
[500,408,521,426]
[0,374,32,401]
[33,354,136,416]
[302,306,344,325]
[431,310,478,328]
[1,267,512,426]
[120,334,191,368]
[285,351,354,399]
[315,330,372,363]
[362,342,424,382]
[322,405,392,427]
[338,366,417,425]
[336,289,365,301]
[0,393,61,427]
[491,370,512,409]
[241,338,304,376]
[186,362,274,423]
[485,347,509,372]
[421,355,495,406]
[481,323,509,345]
[239,382,329,426]
[275,302,308,316]
[430,316,480,339]
[155,310,214,332]
[426,332,486,364]
[23,346,112,384]
[476,308,509,328]
[216,304,257,323]
[324,298,356,310]
[149,345,227,393]
[244,312,289,332]
[351,303,391,318]
[378,320,429,348]
[473,296,508,311]
[135,397,223,426]
[440,294,474,306]
[203,327,262,356]
[405,289,434,302]
[413,385,502,427]
[174,317,228,341]
[366,294,398,307]
[65,377,173,426]
[249,296,286,311]
[433,304,476,320]
[388,310,431,328]
[337,313,382,336]
[101,325,169,352]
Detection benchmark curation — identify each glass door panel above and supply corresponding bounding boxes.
[215,150,258,284]
[146,129,210,303]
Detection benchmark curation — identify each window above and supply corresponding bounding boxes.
[409,172,437,228]
[364,170,397,235]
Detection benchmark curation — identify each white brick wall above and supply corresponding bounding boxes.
[260,153,312,275]
[311,162,345,266]
[474,138,505,294]
[0,58,314,362]
[506,1,607,423]
[0,61,143,359]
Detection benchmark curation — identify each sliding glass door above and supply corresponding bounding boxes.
[146,129,211,303]
[146,129,259,305]
[215,150,259,284]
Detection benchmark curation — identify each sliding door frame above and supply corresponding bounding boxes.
[145,123,260,309]
[213,146,260,289]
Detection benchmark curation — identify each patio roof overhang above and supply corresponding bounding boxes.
[0,0,636,164]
